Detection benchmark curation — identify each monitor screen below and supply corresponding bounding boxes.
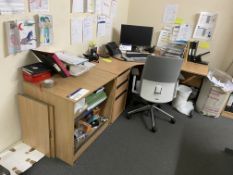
[120,24,153,47]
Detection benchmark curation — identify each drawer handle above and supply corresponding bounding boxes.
[117,79,128,89]
[115,90,127,100]
[118,69,130,77]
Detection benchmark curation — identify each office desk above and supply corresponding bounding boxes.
[96,58,208,76]
[18,58,208,166]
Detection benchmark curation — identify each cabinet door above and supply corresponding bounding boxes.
[18,95,55,157]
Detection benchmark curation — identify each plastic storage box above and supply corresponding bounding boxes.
[196,69,233,118]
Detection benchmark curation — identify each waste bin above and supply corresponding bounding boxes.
[172,85,194,116]
[196,69,233,118]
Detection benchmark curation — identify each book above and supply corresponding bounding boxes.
[22,62,51,75]
[17,19,37,51]
[5,21,21,55]
[31,50,71,77]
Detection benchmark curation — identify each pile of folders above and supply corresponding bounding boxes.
[22,62,52,83]
[22,50,71,83]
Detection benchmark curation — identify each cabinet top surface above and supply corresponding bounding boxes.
[24,67,116,102]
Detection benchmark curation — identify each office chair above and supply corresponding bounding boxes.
[127,55,183,132]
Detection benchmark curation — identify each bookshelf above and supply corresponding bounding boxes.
[19,68,117,165]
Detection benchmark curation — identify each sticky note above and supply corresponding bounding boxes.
[199,41,210,49]
[175,18,185,25]
[101,58,112,63]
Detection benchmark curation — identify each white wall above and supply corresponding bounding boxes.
[222,34,233,76]
[0,0,130,152]
[127,0,233,69]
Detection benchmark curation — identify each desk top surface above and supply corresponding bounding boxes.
[181,61,208,76]
[96,58,208,76]
[95,58,143,75]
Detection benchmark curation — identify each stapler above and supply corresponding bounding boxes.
[193,51,210,65]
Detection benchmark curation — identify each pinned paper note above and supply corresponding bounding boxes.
[163,4,178,24]
[193,12,218,40]
[199,41,210,49]
[87,0,95,13]
[175,18,185,25]
[72,0,84,13]
[102,0,111,16]
[95,0,102,14]
[0,0,25,14]
[71,18,83,44]
[83,16,94,42]
[97,15,106,37]
[176,24,193,41]
[29,0,49,12]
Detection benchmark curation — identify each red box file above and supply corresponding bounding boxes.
[23,71,51,83]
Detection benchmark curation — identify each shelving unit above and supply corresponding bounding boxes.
[19,68,117,165]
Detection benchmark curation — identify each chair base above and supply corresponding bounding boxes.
[127,104,175,132]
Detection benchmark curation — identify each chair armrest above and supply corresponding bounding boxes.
[131,68,140,94]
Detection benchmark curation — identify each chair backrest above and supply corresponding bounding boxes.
[140,55,183,103]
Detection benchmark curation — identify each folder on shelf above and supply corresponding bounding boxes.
[86,91,107,111]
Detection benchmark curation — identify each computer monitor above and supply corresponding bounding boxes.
[120,24,153,47]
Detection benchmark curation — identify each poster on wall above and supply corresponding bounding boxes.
[0,0,25,14]
[29,0,49,12]
[193,12,218,40]
[39,15,53,45]
[17,19,37,51]
[5,21,21,55]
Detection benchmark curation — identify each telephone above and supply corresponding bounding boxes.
[105,42,122,57]
[83,47,99,62]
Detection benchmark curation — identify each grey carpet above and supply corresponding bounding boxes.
[24,105,233,175]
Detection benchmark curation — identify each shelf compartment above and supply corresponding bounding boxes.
[74,121,109,161]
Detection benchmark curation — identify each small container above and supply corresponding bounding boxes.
[42,79,55,88]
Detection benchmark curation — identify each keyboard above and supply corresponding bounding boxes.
[126,52,150,57]
[122,53,147,62]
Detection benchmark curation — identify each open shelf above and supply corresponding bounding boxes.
[74,120,107,153]
[74,121,109,161]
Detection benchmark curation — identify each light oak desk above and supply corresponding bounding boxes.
[18,58,208,165]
